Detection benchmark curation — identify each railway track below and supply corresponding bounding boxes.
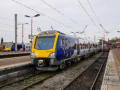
[0,69,41,88]
[22,71,59,90]
[0,70,59,90]
[0,52,103,90]
[22,52,103,90]
[64,52,108,90]
[90,54,107,90]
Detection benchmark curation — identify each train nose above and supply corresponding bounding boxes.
[33,51,53,58]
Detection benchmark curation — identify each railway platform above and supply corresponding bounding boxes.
[101,49,120,90]
[0,56,31,71]
[0,51,30,55]
[0,51,31,58]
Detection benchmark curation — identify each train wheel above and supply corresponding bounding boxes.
[59,63,66,70]
[77,57,80,62]
[66,61,71,66]
[71,59,75,64]
[74,58,78,63]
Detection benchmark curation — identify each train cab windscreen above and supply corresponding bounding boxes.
[35,35,55,50]
[6,43,11,48]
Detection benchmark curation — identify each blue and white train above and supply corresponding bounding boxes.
[31,30,100,71]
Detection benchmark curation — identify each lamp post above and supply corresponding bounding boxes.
[25,14,40,44]
[18,23,28,51]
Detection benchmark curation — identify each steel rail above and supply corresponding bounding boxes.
[90,54,107,90]
[0,70,42,89]
[63,52,106,90]
[22,72,59,90]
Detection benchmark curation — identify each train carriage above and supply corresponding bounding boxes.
[4,42,23,51]
[31,30,100,71]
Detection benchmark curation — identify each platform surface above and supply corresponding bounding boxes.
[101,49,120,90]
[0,56,31,71]
[0,51,30,56]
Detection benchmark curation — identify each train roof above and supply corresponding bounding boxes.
[38,30,79,40]
[40,30,65,35]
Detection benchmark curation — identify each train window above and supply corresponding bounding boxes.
[65,39,70,48]
[73,43,77,49]
[77,44,80,49]
[35,36,55,50]
[69,41,72,49]
[64,39,67,47]
[82,45,83,49]
[6,43,12,48]
[60,38,66,48]
[71,41,74,48]
[67,40,70,47]
[63,39,65,47]
[60,39,63,46]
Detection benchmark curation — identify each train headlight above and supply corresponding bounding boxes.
[31,53,36,59]
[48,53,55,58]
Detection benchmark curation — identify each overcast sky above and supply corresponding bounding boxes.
[0,0,120,43]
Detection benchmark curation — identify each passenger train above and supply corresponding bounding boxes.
[31,30,100,71]
[5,43,23,51]
[4,42,31,51]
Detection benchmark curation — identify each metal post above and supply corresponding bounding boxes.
[31,17,33,44]
[102,39,104,51]
[51,26,54,30]
[15,14,17,51]
[22,24,24,51]
[94,35,96,43]
[74,33,76,37]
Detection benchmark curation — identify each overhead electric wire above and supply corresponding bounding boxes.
[86,0,100,22]
[86,0,109,33]
[39,0,79,25]
[80,25,88,34]
[12,0,72,29]
[40,0,64,15]
[99,24,109,33]
[76,0,108,34]
[76,0,97,26]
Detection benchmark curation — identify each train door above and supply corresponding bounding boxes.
[71,39,78,57]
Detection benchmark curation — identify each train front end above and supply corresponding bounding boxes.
[31,33,59,71]
[4,43,13,51]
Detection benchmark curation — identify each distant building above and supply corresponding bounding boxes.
[116,39,120,50]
